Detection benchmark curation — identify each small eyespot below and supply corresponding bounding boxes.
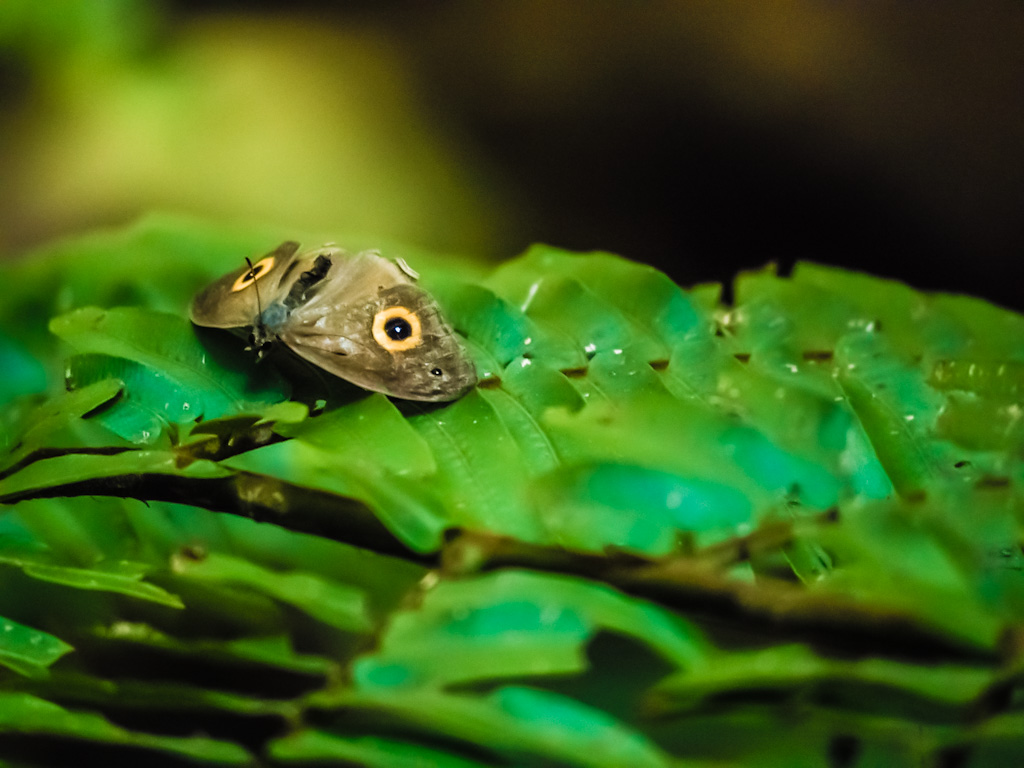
[372,306,422,352]
[431,368,443,377]
[232,256,275,292]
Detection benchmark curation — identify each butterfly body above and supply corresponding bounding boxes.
[191,242,476,402]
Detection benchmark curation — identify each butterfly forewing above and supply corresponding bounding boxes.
[190,241,304,329]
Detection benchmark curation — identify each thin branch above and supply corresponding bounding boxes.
[4,475,1000,662]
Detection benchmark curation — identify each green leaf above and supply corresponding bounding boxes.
[810,496,1006,650]
[835,331,946,499]
[86,624,335,677]
[0,379,125,473]
[429,280,587,371]
[495,244,707,347]
[0,692,251,763]
[651,643,995,717]
[489,254,668,363]
[66,353,199,443]
[172,552,371,633]
[6,217,1024,766]
[20,669,296,719]
[275,394,435,477]
[0,450,231,504]
[404,390,545,541]
[0,616,73,678]
[50,306,288,423]
[223,439,449,554]
[22,562,183,609]
[269,731,492,768]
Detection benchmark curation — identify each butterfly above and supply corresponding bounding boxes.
[190,241,477,402]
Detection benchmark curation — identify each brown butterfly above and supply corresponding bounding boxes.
[190,241,476,401]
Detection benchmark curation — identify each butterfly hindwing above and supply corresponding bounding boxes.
[283,265,477,401]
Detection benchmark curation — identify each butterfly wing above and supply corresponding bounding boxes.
[280,251,477,402]
[190,241,305,330]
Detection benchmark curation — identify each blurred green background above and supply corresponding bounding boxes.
[1,1,1022,309]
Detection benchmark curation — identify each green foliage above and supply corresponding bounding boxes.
[1,214,1023,765]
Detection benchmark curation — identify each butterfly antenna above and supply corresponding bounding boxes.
[244,257,269,360]
[245,257,265,318]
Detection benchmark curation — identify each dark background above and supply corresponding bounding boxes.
[3,2,1022,310]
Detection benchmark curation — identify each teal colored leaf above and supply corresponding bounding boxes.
[720,425,841,510]
[0,333,48,401]
[835,331,946,499]
[314,686,674,768]
[532,463,753,554]
[541,395,776,516]
[492,686,673,768]
[353,569,706,690]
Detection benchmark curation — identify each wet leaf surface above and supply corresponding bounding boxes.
[0,216,1022,765]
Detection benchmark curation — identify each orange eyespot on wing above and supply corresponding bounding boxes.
[232,256,276,292]
[372,305,422,352]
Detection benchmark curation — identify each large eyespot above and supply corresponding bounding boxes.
[232,257,275,292]
[372,306,422,352]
